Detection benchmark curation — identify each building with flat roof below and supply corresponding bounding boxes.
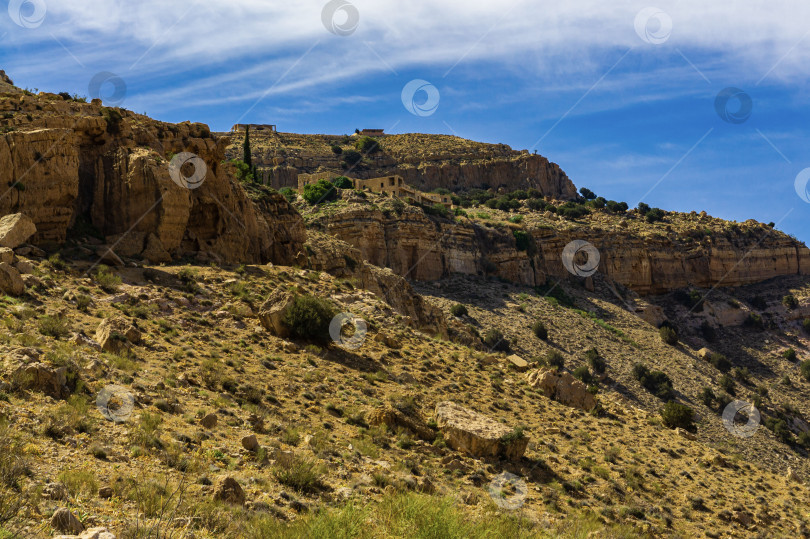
[231,124,277,133]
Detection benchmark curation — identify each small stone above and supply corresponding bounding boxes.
[98,486,114,499]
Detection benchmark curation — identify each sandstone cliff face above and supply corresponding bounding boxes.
[231,132,577,200]
[314,205,810,295]
[0,92,304,264]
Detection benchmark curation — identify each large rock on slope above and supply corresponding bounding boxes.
[95,317,141,354]
[0,262,24,295]
[434,401,528,461]
[0,213,36,248]
[526,368,596,411]
[257,289,294,337]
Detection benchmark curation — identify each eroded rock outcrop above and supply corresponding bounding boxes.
[434,401,528,461]
[315,205,810,295]
[526,368,597,412]
[0,85,305,264]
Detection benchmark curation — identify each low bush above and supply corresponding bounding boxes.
[302,179,338,205]
[660,402,695,431]
[483,328,510,352]
[708,352,731,373]
[585,348,606,375]
[546,350,564,370]
[532,320,548,340]
[782,294,799,309]
[450,304,468,317]
[632,364,675,401]
[783,348,797,362]
[282,295,338,344]
[659,326,678,345]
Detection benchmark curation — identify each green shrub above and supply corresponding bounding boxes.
[573,365,593,385]
[783,348,797,362]
[744,313,765,330]
[782,294,799,309]
[331,145,343,155]
[273,454,324,493]
[579,187,596,200]
[700,386,716,406]
[94,265,122,293]
[659,326,678,345]
[342,150,362,166]
[483,328,509,352]
[332,176,354,189]
[279,187,296,202]
[282,295,338,344]
[632,364,674,401]
[38,315,71,339]
[586,348,606,374]
[546,350,564,370]
[800,360,810,382]
[708,352,731,373]
[354,136,381,154]
[719,375,735,396]
[513,230,531,252]
[659,402,695,431]
[302,179,338,205]
[645,208,665,223]
[532,320,548,340]
[450,304,468,317]
[803,318,810,334]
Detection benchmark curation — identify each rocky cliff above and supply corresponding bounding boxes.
[226,132,578,199]
[311,202,810,295]
[0,88,304,264]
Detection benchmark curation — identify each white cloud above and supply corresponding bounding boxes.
[4,1,810,110]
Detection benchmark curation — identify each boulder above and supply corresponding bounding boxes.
[257,289,294,337]
[0,262,24,295]
[635,302,667,327]
[368,405,435,442]
[213,476,245,505]
[0,247,12,264]
[13,362,70,399]
[0,214,36,249]
[95,317,141,354]
[525,368,596,411]
[241,434,260,452]
[51,507,84,534]
[434,401,528,461]
[506,354,529,372]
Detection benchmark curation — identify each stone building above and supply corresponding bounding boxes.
[358,129,384,137]
[231,124,277,133]
[296,172,452,209]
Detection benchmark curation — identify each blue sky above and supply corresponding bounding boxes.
[2,0,810,243]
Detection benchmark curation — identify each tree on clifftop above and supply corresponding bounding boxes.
[243,125,252,168]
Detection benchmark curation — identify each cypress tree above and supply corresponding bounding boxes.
[243,125,252,167]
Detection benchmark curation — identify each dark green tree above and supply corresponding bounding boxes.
[243,125,252,168]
